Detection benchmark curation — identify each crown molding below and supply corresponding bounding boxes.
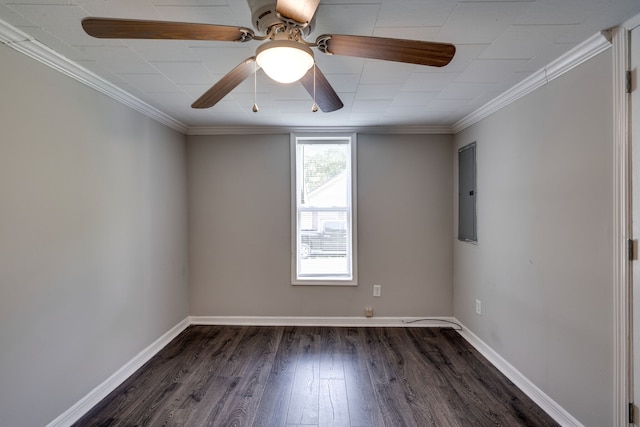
[452,30,613,134]
[187,124,453,136]
[0,18,188,134]
[1,15,613,137]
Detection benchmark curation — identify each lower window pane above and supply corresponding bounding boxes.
[298,210,350,278]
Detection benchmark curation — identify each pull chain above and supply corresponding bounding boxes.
[312,64,318,112]
[252,60,259,113]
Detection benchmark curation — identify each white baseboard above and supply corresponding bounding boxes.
[455,321,583,427]
[189,315,460,328]
[46,317,190,427]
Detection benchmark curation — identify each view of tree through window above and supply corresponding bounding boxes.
[302,145,347,194]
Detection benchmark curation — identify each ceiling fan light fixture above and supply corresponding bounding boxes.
[256,40,314,84]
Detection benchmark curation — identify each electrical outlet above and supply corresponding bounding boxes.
[373,285,381,297]
[364,307,373,317]
[475,299,482,316]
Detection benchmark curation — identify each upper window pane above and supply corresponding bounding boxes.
[301,143,349,208]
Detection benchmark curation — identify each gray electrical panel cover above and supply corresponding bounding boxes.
[458,142,477,242]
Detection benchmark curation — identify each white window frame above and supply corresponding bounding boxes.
[291,132,357,286]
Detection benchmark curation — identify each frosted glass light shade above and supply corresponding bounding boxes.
[256,40,314,84]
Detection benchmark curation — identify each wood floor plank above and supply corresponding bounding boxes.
[383,328,461,427]
[319,327,345,380]
[363,328,421,427]
[151,326,250,427]
[103,327,202,422]
[319,378,350,427]
[271,326,301,374]
[147,326,248,425]
[439,328,556,426]
[74,325,560,427]
[341,328,385,427]
[286,327,322,426]
[342,328,395,427]
[252,370,295,427]
[252,326,300,426]
[74,325,243,426]
[203,326,281,426]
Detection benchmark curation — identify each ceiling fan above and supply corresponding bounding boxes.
[81,0,456,113]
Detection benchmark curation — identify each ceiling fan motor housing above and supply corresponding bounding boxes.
[248,0,314,37]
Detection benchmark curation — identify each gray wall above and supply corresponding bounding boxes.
[0,44,189,426]
[187,133,453,317]
[453,49,614,426]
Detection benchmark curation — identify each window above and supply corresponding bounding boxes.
[458,142,477,242]
[291,133,357,285]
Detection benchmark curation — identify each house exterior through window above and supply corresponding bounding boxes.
[291,133,357,285]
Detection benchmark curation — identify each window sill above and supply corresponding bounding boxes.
[292,280,358,287]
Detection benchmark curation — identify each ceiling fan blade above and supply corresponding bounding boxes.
[192,57,256,109]
[317,34,455,67]
[299,65,343,113]
[82,18,253,42]
[276,0,320,25]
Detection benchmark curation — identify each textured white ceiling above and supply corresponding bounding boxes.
[1,0,639,130]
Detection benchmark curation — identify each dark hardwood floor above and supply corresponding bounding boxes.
[74,325,559,427]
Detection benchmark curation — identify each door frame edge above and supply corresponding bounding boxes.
[614,21,632,427]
